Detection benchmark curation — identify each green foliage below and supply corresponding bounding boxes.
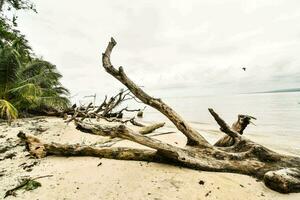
[0,44,20,91]
[4,0,36,11]
[1,0,37,26]
[0,45,71,120]
[0,0,70,122]
[4,178,42,198]
[23,180,41,191]
[0,99,18,122]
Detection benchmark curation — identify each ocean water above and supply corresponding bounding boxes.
[137,92,300,156]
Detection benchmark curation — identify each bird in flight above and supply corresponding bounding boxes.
[242,67,246,71]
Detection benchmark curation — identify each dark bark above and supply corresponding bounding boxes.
[214,114,256,147]
[18,38,300,193]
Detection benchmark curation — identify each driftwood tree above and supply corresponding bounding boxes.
[19,38,300,193]
[44,89,142,121]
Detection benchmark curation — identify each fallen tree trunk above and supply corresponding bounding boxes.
[18,38,300,193]
[17,131,161,161]
[18,119,300,193]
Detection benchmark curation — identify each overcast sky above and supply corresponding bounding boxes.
[17,0,300,101]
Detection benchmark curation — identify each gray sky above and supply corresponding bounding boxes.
[17,0,300,101]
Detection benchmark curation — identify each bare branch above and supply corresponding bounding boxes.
[18,132,160,161]
[208,108,241,139]
[102,37,209,147]
[75,121,179,154]
[129,118,145,127]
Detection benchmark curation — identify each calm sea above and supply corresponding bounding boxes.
[136,92,300,156]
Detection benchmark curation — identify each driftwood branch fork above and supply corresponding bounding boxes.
[19,38,300,193]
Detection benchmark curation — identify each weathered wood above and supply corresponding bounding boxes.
[264,168,300,193]
[18,38,300,193]
[64,90,142,123]
[18,121,300,193]
[139,122,165,135]
[208,108,241,139]
[100,38,300,193]
[102,38,209,147]
[214,114,256,147]
[129,118,145,127]
[17,131,160,161]
[75,121,165,137]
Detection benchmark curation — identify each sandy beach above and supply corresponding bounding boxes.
[1,0,300,199]
[0,117,299,200]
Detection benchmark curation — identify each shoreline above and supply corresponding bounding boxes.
[0,116,299,199]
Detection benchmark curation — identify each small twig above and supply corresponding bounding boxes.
[148,131,175,137]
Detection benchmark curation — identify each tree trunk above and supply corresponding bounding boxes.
[18,38,300,193]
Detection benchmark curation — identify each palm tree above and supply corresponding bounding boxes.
[13,59,70,112]
[0,40,70,123]
[0,0,69,123]
[0,43,20,123]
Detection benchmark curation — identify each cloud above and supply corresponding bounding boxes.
[16,0,300,100]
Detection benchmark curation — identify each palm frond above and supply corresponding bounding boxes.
[44,85,70,96]
[18,60,62,87]
[0,45,20,90]
[9,83,42,102]
[20,60,58,77]
[0,99,18,122]
[38,95,70,110]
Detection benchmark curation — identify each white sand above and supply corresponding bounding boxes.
[0,117,299,200]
